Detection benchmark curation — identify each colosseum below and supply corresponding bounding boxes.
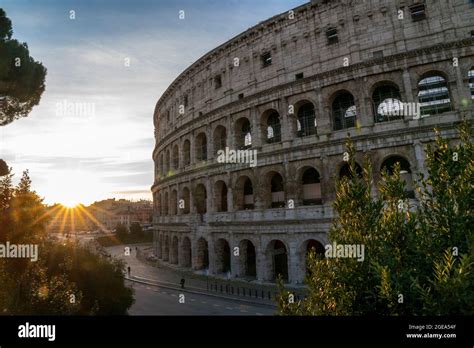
[151,0,474,285]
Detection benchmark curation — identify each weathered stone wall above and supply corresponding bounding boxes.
[151,0,474,284]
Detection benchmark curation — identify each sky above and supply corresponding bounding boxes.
[0,0,307,206]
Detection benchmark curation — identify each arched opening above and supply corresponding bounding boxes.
[183,139,191,166]
[172,145,179,169]
[235,176,254,210]
[339,162,363,179]
[269,172,285,208]
[215,239,231,274]
[171,236,179,264]
[163,192,169,215]
[303,239,325,276]
[301,167,322,205]
[213,181,228,212]
[239,239,256,278]
[266,240,288,281]
[181,237,192,268]
[163,235,170,262]
[332,91,357,130]
[381,156,414,198]
[196,237,209,270]
[194,184,207,214]
[213,126,227,155]
[159,153,164,175]
[181,187,190,214]
[296,102,317,137]
[372,84,403,122]
[418,74,452,116]
[235,117,252,149]
[165,150,171,175]
[195,133,207,161]
[170,190,178,215]
[468,67,474,100]
[262,110,281,144]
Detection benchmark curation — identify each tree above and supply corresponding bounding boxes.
[0,170,135,315]
[130,222,143,238]
[278,120,474,315]
[0,8,47,126]
[115,223,128,237]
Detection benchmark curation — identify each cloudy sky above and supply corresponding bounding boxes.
[0,0,306,206]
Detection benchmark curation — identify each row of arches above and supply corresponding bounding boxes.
[156,155,414,216]
[155,234,326,282]
[157,69,472,175]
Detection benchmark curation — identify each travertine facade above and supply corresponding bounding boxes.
[152,0,474,284]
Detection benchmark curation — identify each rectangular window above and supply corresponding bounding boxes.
[261,52,272,68]
[295,73,304,80]
[214,75,222,89]
[373,50,384,59]
[410,3,426,21]
[326,28,338,45]
[183,95,188,107]
[238,93,244,100]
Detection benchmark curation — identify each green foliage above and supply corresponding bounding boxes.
[278,120,474,315]
[0,8,46,126]
[130,222,143,238]
[0,170,135,315]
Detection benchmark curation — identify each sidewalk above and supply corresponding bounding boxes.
[108,244,306,306]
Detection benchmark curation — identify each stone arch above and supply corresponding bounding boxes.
[195,237,209,270]
[181,186,190,214]
[371,81,403,123]
[195,132,207,161]
[213,180,228,212]
[170,189,178,215]
[165,149,171,175]
[215,238,231,274]
[172,144,179,170]
[180,236,192,268]
[234,175,254,210]
[238,239,257,278]
[163,191,169,215]
[235,117,252,149]
[183,139,191,166]
[261,109,282,144]
[296,101,317,137]
[417,71,452,116]
[170,235,179,264]
[193,183,207,214]
[331,90,357,131]
[262,170,286,208]
[265,239,289,281]
[213,125,227,155]
[299,166,322,205]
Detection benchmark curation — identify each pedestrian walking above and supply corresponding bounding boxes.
[127,266,131,277]
[180,278,185,289]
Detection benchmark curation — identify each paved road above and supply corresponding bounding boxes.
[127,280,275,316]
[98,243,276,315]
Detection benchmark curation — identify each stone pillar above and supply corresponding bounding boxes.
[402,69,415,103]
[206,178,212,214]
[357,78,373,128]
[281,97,296,143]
[230,235,239,278]
[316,88,331,135]
[256,248,266,282]
[250,107,262,148]
[413,140,428,178]
[208,235,216,274]
[190,131,196,165]
[288,241,298,284]
[206,126,213,161]
[227,186,234,212]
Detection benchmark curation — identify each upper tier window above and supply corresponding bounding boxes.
[409,3,426,22]
[326,28,338,45]
[261,52,272,68]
